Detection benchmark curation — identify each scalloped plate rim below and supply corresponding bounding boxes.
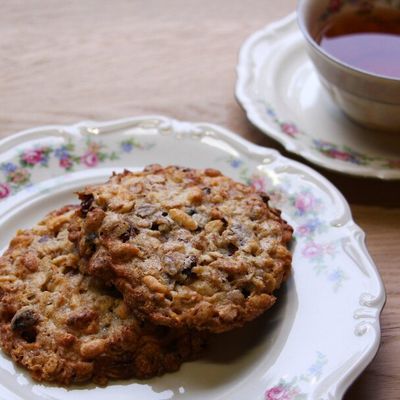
[0,115,386,399]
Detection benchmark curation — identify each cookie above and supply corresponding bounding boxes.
[70,165,293,333]
[0,206,204,385]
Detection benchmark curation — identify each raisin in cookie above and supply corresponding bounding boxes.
[0,206,204,385]
[70,165,293,333]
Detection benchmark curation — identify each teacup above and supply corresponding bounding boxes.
[297,0,400,132]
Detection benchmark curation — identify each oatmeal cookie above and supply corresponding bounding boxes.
[71,165,293,333]
[0,206,204,385]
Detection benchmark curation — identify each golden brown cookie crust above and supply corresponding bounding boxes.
[0,206,204,385]
[71,165,293,333]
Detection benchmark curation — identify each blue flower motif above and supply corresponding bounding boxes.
[328,269,345,283]
[1,162,17,173]
[349,155,362,165]
[230,159,243,168]
[309,363,321,376]
[266,107,276,118]
[121,142,133,153]
[313,139,331,151]
[296,218,322,238]
[301,352,328,382]
[40,155,50,166]
[54,147,69,159]
[306,219,321,233]
[328,269,347,291]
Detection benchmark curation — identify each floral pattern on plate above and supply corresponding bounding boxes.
[0,163,31,198]
[265,353,328,400]
[0,138,155,200]
[265,105,400,169]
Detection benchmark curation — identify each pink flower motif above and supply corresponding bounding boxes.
[0,183,10,199]
[297,224,312,236]
[328,149,351,162]
[265,386,291,400]
[294,192,315,214]
[22,149,44,165]
[296,219,320,237]
[59,157,73,169]
[81,151,99,167]
[324,242,336,257]
[281,123,299,137]
[302,242,323,258]
[250,176,266,192]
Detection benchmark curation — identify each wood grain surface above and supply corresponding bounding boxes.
[0,1,399,398]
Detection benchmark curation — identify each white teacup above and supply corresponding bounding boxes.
[297,0,400,132]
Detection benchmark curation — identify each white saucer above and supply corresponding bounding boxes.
[236,13,400,180]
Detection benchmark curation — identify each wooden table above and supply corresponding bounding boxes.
[1,1,399,398]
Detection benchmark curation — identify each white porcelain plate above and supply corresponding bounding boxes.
[236,13,400,179]
[0,116,385,400]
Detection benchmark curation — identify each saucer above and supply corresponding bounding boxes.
[236,13,400,180]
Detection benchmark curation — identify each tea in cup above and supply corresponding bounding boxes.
[298,0,400,132]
